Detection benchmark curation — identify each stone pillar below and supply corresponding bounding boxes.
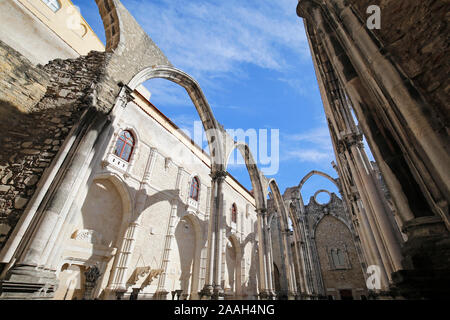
[0,110,109,299]
[292,230,308,297]
[255,208,270,299]
[309,236,325,297]
[330,0,449,212]
[352,200,376,268]
[349,141,403,271]
[200,170,227,300]
[276,212,296,299]
[343,148,391,287]
[263,212,275,299]
[287,205,306,296]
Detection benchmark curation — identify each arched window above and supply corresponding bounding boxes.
[337,249,345,266]
[331,248,347,269]
[114,130,134,162]
[190,177,200,201]
[231,203,237,223]
[331,249,339,268]
[41,0,61,12]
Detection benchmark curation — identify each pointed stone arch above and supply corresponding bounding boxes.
[298,170,339,191]
[94,0,122,52]
[311,204,354,239]
[173,212,203,299]
[224,141,266,209]
[127,66,225,172]
[225,234,243,297]
[266,178,297,298]
[90,172,133,225]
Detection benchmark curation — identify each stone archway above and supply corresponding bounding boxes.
[267,178,297,299]
[223,235,242,299]
[128,66,225,172]
[54,173,133,300]
[172,216,197,299]
[298,170,339,192]
[224,141,266,209]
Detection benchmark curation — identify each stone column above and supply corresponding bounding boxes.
[355,199,390,289]
[349,141,403,271]
[0,109,109,299]
[292,228,308,297]
[200,170,227,300]
[344,148,391,287]
[330,0,450,209]
[309,236,325,297]
[351,201,375,268]
[276,212,296,299]
[255,208,270,299]
[263,212,275,299]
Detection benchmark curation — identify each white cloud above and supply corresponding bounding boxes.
[281,126,335,163]
[285,127,332,147]
[285,149,330,162]
[125,0,310,81]
[143,79,191,107]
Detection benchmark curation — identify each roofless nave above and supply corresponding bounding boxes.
[0,0,448,300]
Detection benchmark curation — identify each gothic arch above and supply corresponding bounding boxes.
[298,170,339,192]
[174,212,203,299]
[267,178,297,296]
[224,141,266,210]
[311,209,353,239]
[90,172,133,223]
[127,66,225,173]
[267,179,289,228]
[56,172,134,297]
[95,0,121,51]
[225,234,243,296]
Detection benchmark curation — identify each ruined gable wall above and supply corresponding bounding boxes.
[314,215,366,299]
[305,194,367,298]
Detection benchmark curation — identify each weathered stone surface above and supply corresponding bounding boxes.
[0,41,109,248]
[349,0,449,136]
[14,197,28,209]
[23,175,38,186]
[0,40,49,113]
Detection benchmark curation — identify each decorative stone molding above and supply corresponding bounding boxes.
[72,229,102,245]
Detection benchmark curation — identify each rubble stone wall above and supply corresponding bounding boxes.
[0,40,49,113]
[349,0,449,135]
[0,41,108,248]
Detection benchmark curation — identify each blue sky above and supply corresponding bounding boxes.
[74,0,344,202]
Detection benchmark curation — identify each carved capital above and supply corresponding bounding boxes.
[210,170,228,182]
[343,132,363,148]
[85,265,101,284]
[296,0,324,20]
[256,207,267,216]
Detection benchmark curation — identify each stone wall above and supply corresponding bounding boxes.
[349,0,449,138]
[305,194,367,299]
[279,187,368,299]
[0,41,108,249]
[0,40,49,113]
[315,215,366,299]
